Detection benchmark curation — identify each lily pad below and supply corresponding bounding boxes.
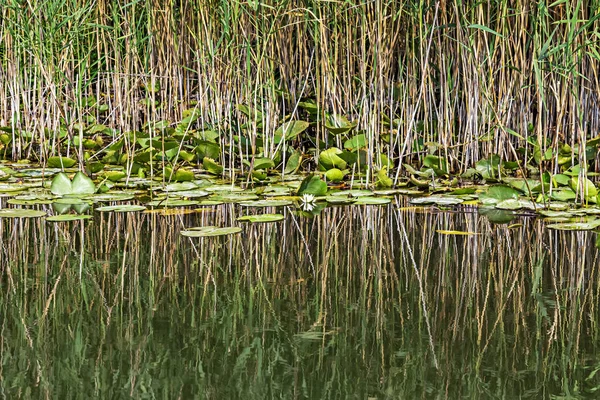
[0,209,47,218]
[0,184,27,194]
[164,182,198,192]
[480,185,520,204]
[354,197,392,205]
[86,193,136,202]
[181,226,242,237]
[237,214,285,223]
[95,205,147,212]
[50,172,96,196]
[546,220,600,231]
[239,200,293,207]
[409,196,463,205]
[147,199,199,207]
[46,215,93,222]
[495,199,537,211]
[175,190,211,198]
[324,196,356,205]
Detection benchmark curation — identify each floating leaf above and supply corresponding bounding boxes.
[95,205,146,212]
[237,214,284,223]
[71,172,96,194]
[46,215,93,222]
[495,199,537,211]
[239,200,293,207]
[480,185,520,204]
[354,197,392,205]
[410,196,463,205]
[147,199,199,207]
[546,220,600,231]
[324,196,356,205]
[181,226,242,237]
[175,190,210,198]
[0,209,47,218]
[50,172,73,195]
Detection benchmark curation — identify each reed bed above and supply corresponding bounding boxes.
[2,1,600,176]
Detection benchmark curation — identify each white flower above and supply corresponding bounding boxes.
[300,193,316,211]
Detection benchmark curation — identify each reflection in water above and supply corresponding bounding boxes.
[1,200,599,398]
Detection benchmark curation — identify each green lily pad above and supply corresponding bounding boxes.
[480,185,520,204]
[46,215,93,222]
[176,190,210,198]
[324,196,356,205]
[164,182,198,192]
[147,199,199,207]
[86,193,136,202]
[95,205,146,212]
[354,197,392,205]
[495,199,537,211]
[546,220,600,231]
[0,209,47,218]
[210,194,259,203]
[181,226,242,237]
[50,172,95,196]
[330,190,373,198]
[239,200,293,207]
[409,196,463,205]
[237,214,284,223]
[204,185,245,193]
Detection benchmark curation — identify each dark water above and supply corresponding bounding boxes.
[1,201,600,399]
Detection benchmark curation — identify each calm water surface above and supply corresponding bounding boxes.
[1,199,599,399]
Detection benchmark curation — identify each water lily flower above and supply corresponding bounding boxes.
[300,193,316,211]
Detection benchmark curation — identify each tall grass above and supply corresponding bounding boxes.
[1,0,600,177]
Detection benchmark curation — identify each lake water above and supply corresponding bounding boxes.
[1,200,599,398]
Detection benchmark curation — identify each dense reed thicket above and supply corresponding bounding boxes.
[1,0,600,177]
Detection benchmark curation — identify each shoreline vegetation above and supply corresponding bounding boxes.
[1,1,600,202]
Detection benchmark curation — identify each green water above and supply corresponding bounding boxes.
[1,201,599,399]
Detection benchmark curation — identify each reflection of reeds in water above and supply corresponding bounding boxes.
[1,203,599,397]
